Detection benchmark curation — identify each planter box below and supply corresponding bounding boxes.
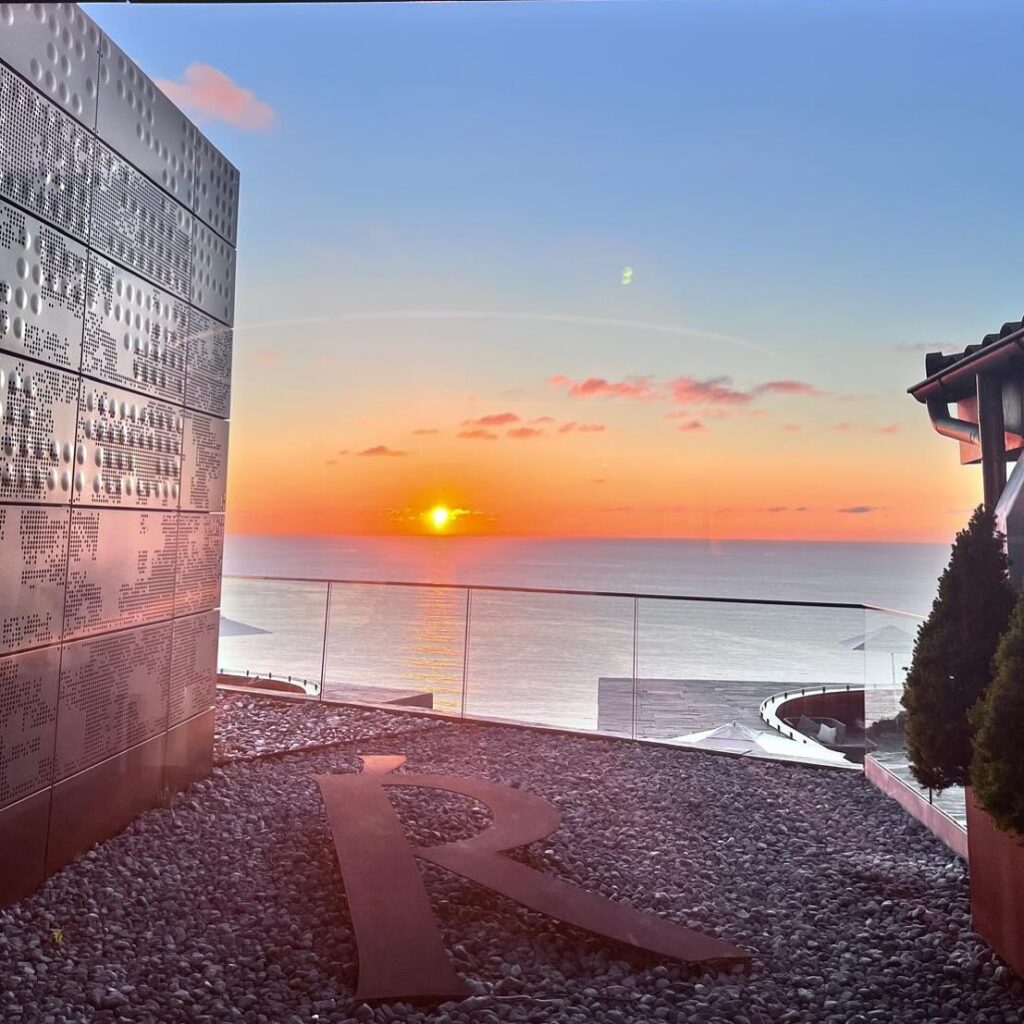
[966,786,1024,978]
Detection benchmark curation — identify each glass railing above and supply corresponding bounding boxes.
[860,605,966,825]
[218,574,926,765]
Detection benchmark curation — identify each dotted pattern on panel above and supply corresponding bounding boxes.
[90,142,191,300]
[0,351,79,504]
[72,380,182,508]
[175,512,223,617]
[0,504,68,655]
[181,412,227,514]
[184,306,231,418]
[0,4,101,129]
[63,508,177,639]
[54,620,170,780]
[0,644,60,809]
[168,609,217,727]
[96,36,193,208]
[189,220,235,326]
[190,127,238,246]
[82,253,186,404]
[0,63,93,241]
[0,198,86,369]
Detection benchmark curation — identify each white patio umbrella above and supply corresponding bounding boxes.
[841,624,915,686]
[668,721,848,766]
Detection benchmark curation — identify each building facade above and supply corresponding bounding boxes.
[0,4,236,905]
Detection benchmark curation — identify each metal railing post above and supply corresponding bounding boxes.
[460,587,472,719]
[631,595,639,740]
[319,581,332,701]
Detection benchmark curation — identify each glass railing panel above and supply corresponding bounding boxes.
[634,598,868,743]
[219,577,330,694]
[464,590,635,731]
[861,607,965,826]
[323,583,467,714]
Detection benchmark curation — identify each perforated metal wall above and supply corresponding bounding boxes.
[0,62,95,243]
[0,351,81,504]
[181,411,227,513]
[0,643,60,809]
[0,198,87,370]
[175,512,224,616]
[90,143,193,301]
[63,508,178,639]
[0,504,68,655]
[0,5,101,129]
[82,253,187,403]
[0,5,236,896]
[185,307,232,418]
[54,621,171,780]
[96,35,194,209]
[169,609,218,727]
[73,380,183,509]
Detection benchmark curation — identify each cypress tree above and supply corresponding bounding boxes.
[972,588,1024,834]
[901,505,1014,791]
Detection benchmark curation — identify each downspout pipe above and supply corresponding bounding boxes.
[925,396,980,447]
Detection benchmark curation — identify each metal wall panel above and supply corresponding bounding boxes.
[0,351,80,505]
[190,219,235,326]
[63,507,177,639]
[181,411,227,513]
[81,252,187,404]
[0,63,94,241]
[90,142,192,300]
[73,380,182,508]
[0,198,87,370]
[54,620,170,780]
[0,504,68,655]
[96,35,194,209]
[0,4,101,129]
[184,306,231,417]
[0,644,60,808]
[46,730,164,876]
[175,511,223,616]
[190,128,239,246]
[168,609,218,727]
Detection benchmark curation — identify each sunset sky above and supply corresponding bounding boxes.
[87,1,1024,543]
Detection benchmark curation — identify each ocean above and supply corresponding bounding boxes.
[218,536,949,734]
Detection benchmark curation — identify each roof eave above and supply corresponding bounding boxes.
[908,327,1024,403]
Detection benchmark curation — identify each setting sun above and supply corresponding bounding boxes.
[429,505,451,531]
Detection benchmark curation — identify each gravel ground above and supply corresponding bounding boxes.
[1,696,1022,1024]
[214,691,448,762]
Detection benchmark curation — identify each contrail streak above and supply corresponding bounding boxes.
[210,311,774,357]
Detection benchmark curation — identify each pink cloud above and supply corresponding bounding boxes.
[532,416,557,425]
[833,422,852,431]
[508,427,544,440]
[782,424,802,433]
[412,428,439,435]
[669,376,751,406]
[550,375,654,400]
[559,421,607,434]
[753,380,826,397]
[463,412,520,427]
[677,420,705,432]
[357,446,408,457]
[457,429,498,441]
[877,423,900,435]
[156,63,275,131]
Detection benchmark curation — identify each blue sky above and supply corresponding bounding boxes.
[84,1,1024,540]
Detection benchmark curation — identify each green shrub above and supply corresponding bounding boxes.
[901,506,1014,791]
[972,587,1024,834]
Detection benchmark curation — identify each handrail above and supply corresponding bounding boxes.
[221,572,924,617]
